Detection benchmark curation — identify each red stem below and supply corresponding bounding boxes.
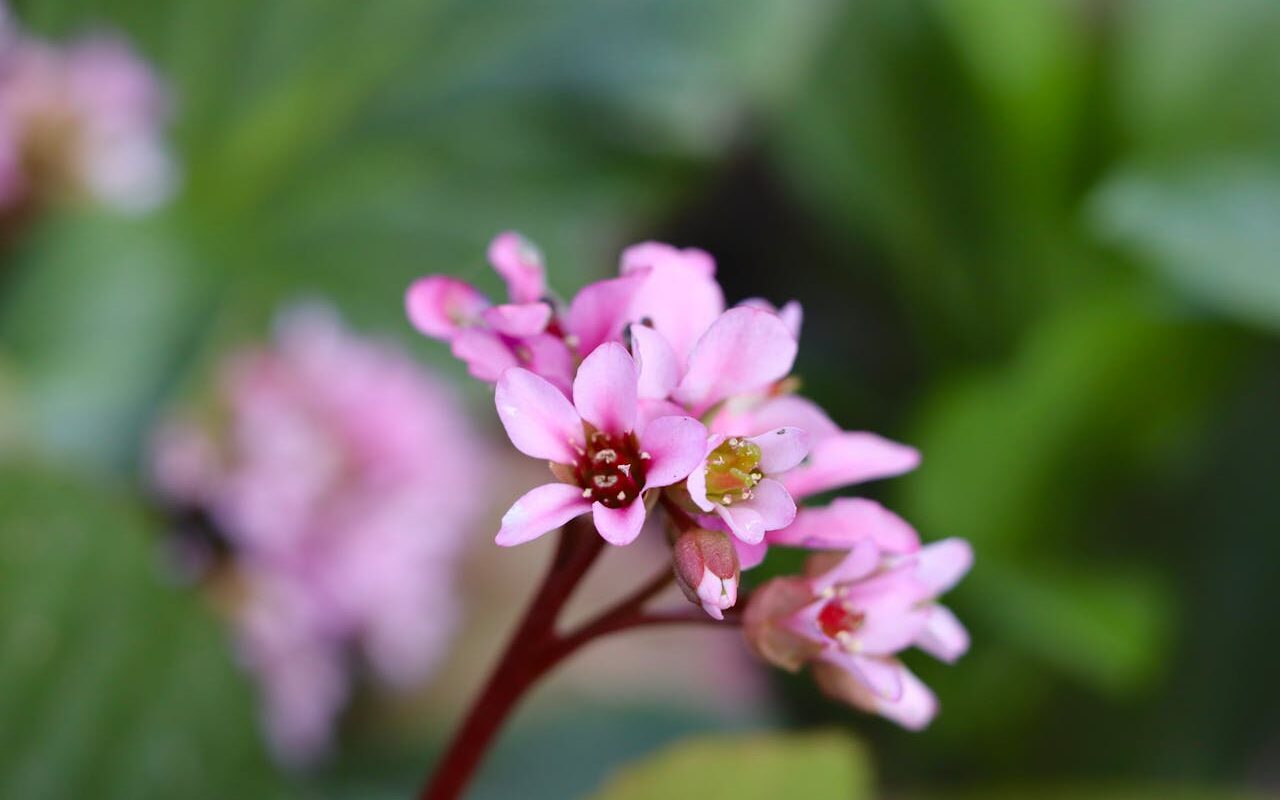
[418,524,743,800]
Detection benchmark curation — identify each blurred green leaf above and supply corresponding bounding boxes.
[1090,160,1280,333]
[904,291,1241,690]
[0,463,285,799]
[590,730,873,800]
[0,211,210,470]
[1113,0,1280,157]
[975,558,1172,694]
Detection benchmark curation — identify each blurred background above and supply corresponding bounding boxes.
[1,0,1278,798]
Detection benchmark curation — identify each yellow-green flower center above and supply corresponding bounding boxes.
[703,437,763,506]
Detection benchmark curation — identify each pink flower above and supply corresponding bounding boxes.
[744,538,973,730]
[685,427,809,545]
[0,16,174,214]
[150,306,490,764]
[405,231,574,390]
[709,393,921,569]
[494,342,707,546]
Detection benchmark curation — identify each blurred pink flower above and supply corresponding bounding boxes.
[0,7,174,215]
[150,306,490,764]
[744,538,973,730]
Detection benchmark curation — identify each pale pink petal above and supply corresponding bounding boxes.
[912,538,973,596]
[451,329,517,382]
[713,394,840,440]
[620,241,716,278]
[592,500,647,545]
[487,231,546,303]
[770,498,921,554]
[405,276,489,340]
[481,302,551,337]
[778,300,803,340]
[714,504,766,545]
[855,606,931,655]
[810,538,881,594]
[565,274,642,356]
[739,297,803,341]
[495,368,585,463]
[737,481,793,537]
[874,663,938,730]
[572,342,638,436]
[783,432,921,500]
[822,650,903,701]
[630,324,680,400]
[496,483,591,546]
[517,333,575,394]
[915,604,969,663]
[626,252,725,363]
[638,415,710,488]
[636,398,689,431]
[735,537,769,570]
[748,427,809,474]
[675,308,797,414]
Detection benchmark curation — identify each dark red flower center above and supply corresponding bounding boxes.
[574,428,647,509]
[817,599,866,640]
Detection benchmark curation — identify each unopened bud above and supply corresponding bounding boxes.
[672,528,740,620]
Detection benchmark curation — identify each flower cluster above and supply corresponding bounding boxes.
[408,233,974,729]
[0,5,174,221]
[150,307,490,764]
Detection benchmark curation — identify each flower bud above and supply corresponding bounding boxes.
[672,528,740,620]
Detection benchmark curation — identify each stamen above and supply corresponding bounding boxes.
[582,488,593,498]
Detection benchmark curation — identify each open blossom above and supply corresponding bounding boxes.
[0,8,174,216]
[150,306,490,764]
[495,342,706,546]
[745,538,973,730]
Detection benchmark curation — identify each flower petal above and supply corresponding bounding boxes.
[749,427,809,474]
[621,241,716,278]
[821,650,904,701]
[405,276,489,340]
[481,302,551,337]
[495,367,584,463]
[915,604,969,663]
[713,394,840,440]
[734,537,769,571]
[565,274,642,356]
[782,432,921,500]
[816,659,937,730]
[487,230,546,304]
[675,307,797,414]
[639,415,710,488]
[572,342,638,436]
[747,478,796,530]
[630,324,680,400]
[714,504,766,545]
[592,500,647,545]
[739,297,803,341]
[624,246,725,363]
[912,538,973,596]
[809,537,881,594]
[451,329,517,382]
[496,483,591,546]
[517,333,575,394]
[771,498,921,554]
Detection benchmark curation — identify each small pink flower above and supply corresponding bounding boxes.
[406,231,574,390]
[744,538,973,730]
[495,342,707,546]
[685,427,809,545]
